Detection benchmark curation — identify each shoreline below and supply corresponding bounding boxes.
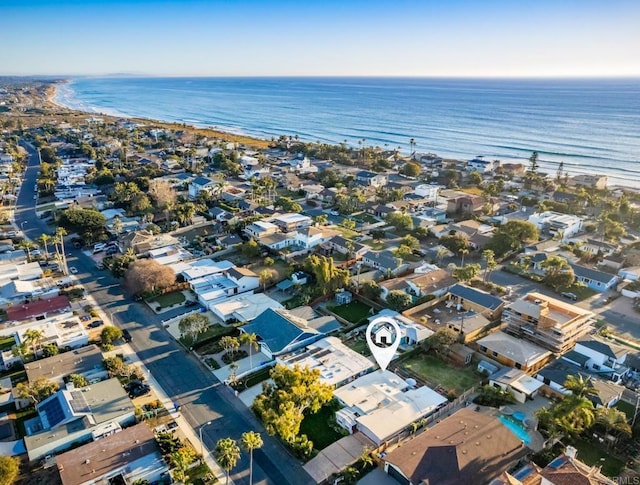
[46,81,640,192]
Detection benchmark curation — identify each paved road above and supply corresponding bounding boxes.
[12,143,314,485]
[15,140,52,239]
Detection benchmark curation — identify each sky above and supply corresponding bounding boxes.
[1,0,639,77]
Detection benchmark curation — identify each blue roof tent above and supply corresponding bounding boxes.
[241,308,321,358]
[448,284,504,311]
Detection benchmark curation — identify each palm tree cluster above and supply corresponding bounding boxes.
[213,431,263,485]
[536,375,631,445]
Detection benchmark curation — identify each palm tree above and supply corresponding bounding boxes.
[55,227,68,275]
[555,395,596,437]
[460,248,469,266]
[24,329,45,358]
[214,437,241,485]
[596,407,631,441]
[241,431,263,485]
[240,332,259,370]
[38,233,51,259]
[563,374,599,399]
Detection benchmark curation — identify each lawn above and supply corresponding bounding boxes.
[250,260,290,282]
[401,354,480,394]
[300,404,346,451]
[186,462,215,485]
[565,284,597,301]
[570,438,625,477]
[332,225,359,240]
[188,324,236,349]
[353,212,379,224]
[328,301,373,324]
[344,337,371,357]
[0,335,15,351]
[614,400,635,421]
[148,291,186,308]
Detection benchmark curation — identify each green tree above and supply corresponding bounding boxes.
[386,212,413,231]
[16,377,59,404]
[341,218,356,230]
[468,171,483,186]
[170,446,196,483]
[440,233,470,256]
[541,256,575,291]
[68,374,89,388]
[452,263,481,283]
[563,374,599,399]
[361,280,381,300]
[401,161,422,178]
[386,290,413,311]
[275,196,303,213]
[24,328,45,358]
[596,407,631,439]
[422,329,458,356]
[259,269,273,290]
[241,239,261,258]
[214,438,241,485]
[315,214,328,225]
[0,455,20,485]
[178,313,210,345]
[124,259,176,295]
[482,249,497,282]
[220,336,240,361]
[241,431,263,485]
[395,244,413,260]
[59,208,107,234]
[101,326,123,346]
[306,255,350,296]
[412,226,430,241]
[253,364,333,443]
[401,234,420,250]
[486,220,539,257]
[42,343,59,357]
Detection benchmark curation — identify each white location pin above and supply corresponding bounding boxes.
[366,316,402,371]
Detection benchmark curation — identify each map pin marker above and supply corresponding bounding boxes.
[366,316,402,371]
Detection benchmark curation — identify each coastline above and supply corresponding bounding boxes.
[46,81,639,192]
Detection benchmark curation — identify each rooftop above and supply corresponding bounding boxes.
[383,407,528,485]
[477,331,551,367]
[24,345,103,382]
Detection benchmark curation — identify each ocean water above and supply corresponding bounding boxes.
[55,77,640,187]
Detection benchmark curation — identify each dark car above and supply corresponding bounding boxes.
[184,300,199,307]
[88,320,104,328]
[561,291,578,301]
[122,329,132,343]
[128,383,150,398]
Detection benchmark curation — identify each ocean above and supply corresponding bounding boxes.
[55,77,640,187]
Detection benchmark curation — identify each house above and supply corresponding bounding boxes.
[271,213,313,232]
[476,331,552,373]
[226,266,260,293]
[489,367,544,403]
[148,245,193,266]
[600,252,625,271]
[216,233,243,248]
[23,378,136,461]
[379,267,456,301]
[528,211,583,240]
[368,204,397,219]
[568,174,608,190]
[370,309,433,347]
[0,278,60,307]
[382,407,529,485]
[209,292,284,323]
[498,447,616,485]
[535,360,624,408]
[500,163,526,177]
[569,263,618,292]
[466,157,493,173]
[373,326,393,345]
[277,336,373,388]
[24,345,106,386]
[413,184,440,201]
[188,176,214,199]
[334,370,447,445]
[415,207,447,225]
[240,308,322,359]
[327,236,368,258]
[563,336,630,383]
[581,238,618,257]
[120,230,179,256]
[244,221,279,240]
[447,284,505,321]
[446,195,485,215]
[294,226,339,250]
[174,259,235,281]
[5,295,71,322]
[355,170,387,188]
[503,292,595,353]
[362,250,408,276]
[56,424,169,485]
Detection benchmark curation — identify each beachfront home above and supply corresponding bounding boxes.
[355,170,387,188]
[466,157,494,173]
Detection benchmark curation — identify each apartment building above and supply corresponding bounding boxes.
[503,292,594,353]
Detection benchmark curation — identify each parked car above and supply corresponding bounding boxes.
[125,381,150,398]
[185,300,199,307]
[88,320,104,328]
[69,267,78,274]
[561,291,578,301]
[122,329,132,343]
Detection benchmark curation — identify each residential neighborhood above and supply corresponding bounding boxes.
[2,80,640,485]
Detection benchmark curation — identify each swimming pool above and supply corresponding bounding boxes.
[498,415,532,445]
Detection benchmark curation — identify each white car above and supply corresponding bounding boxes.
[69,267,78,274]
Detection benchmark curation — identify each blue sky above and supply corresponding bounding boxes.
[1,0,638,77]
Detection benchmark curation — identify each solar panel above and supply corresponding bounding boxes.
[69,391,91,414]
[40,397,65,428]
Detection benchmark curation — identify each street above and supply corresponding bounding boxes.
[13,142,314,485]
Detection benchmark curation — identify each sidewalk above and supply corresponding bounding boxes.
[100,305,231,484]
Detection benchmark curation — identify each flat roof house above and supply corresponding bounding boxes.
[382,407,529,485]
[56,424,169,485]
[476,331,552,373]
[334,370,447,445]
[503,292,595,353]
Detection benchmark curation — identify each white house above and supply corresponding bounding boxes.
[244,221,279,239]
[188,176,214,200]
[563,336,630,383]
[414,184,440,201]
[489,368,544,403]
[528,211,583,240]
[466,157,493,173]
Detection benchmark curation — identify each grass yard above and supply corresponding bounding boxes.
[344,337,371,357]
[614,400,635,421]
[188,324,236,349]
[333,225,359,240]
[570,438,625,477]
[283,294,310,310]
[401,354,480,394]
[250,260,289,282]
[147,291,186,308]
[329,301,373,324]
[0,335,15,351]
[353,212,379,224]
[300,404,346,451]
[565,284,597,301]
